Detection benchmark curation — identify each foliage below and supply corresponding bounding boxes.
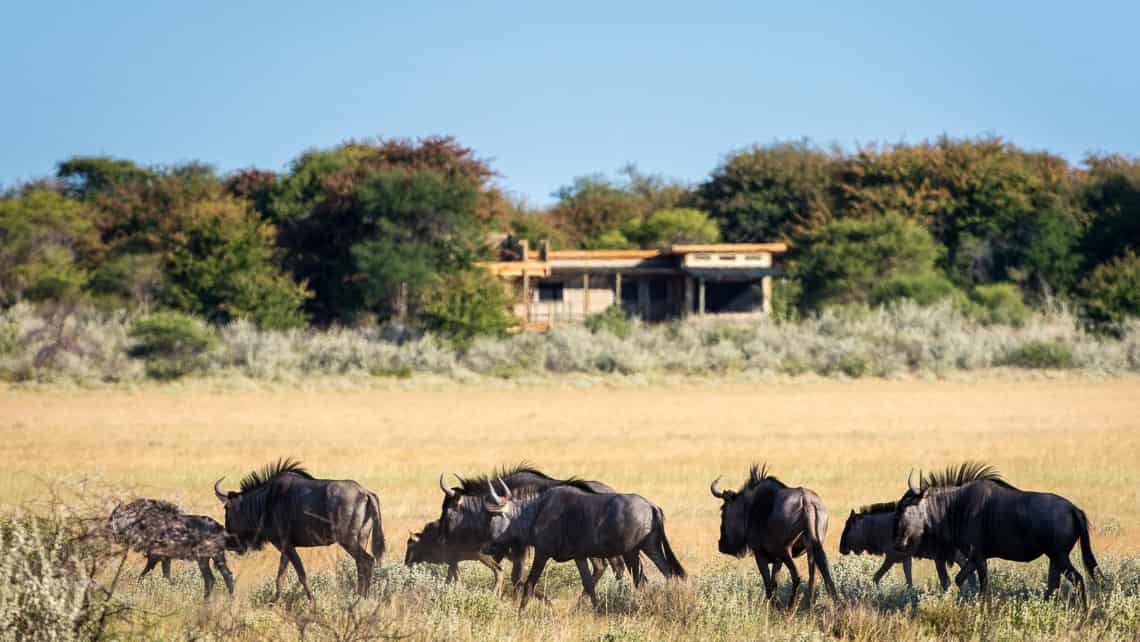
[416,269,516,348]
[870,273,960,307]
[1081,250,1140,326]
[127,312,217,379]
[1001,340,1076,369]
[1081,154,1140,267]
[967,283,1032,326]
[697,140,836,242]
[627,208,720,247]
[550,175,646,247]
[160,198,309,329]
[0,189,98,306]
[793,212,945,310]
[585,305,635,338]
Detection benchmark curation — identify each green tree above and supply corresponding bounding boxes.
[417,269,516,347]
[697,141,836,242]
[793,212,948,310]
[160,198,310,329]
[1080,154,1140,268]
[550,175,645,247]
[627,208,720,247]
[1081,250,1140,325]
[0,189,98,306]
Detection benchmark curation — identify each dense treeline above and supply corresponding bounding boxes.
[2,136,1139,346]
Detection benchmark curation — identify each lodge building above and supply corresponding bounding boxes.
[480,240,787,329]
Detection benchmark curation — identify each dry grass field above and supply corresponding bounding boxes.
[2,376,1139,640]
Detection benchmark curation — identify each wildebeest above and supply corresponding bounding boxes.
[710,464,837,605]
[108,499,234,598]
[894,462,1099,610]
[214,459,385,601]
[840,503,976,591]
[483,480,686,610]
[437,465,623,591]
[405,519,506,593]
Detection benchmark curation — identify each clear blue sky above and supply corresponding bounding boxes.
[3,1,1137,205]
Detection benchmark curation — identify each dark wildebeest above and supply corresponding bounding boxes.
[213,459,385,601]
[405,519,505,592]
[840,503,976,591]
[483,480,686,610]
[894,462,1100,610]
[108,499,235,598]
[710,464,837,606]
[437,465,623,591]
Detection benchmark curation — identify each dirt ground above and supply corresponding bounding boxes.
[2,376,1137,585]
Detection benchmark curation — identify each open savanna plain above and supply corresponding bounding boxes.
[2,376,1140,641]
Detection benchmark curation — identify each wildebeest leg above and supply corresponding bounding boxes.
[902,557,913,589]
[161,557,172,580]
[197,558,216,599]
[213,554,235,595]
[807,552,817,606]
[935,559,952,592]
[139,556,162,582]
[590,558,609,584]
[520,554,549,611]
[970,556,989,607]
[575,558,599,609]
[341,540,374,597]
[778,550,801,608]
[872,559,894,585]
[284,547,314,601]
[622,551,645,588]
[273,552,290,602]
[608,556,625,581]
[508,548,527,588]
[753,551,777,601]
[446,562,460,585]
[477,554,503,595]
[641,536,677,579]
[1045,559,1062,600]
[1058,555,1088,611]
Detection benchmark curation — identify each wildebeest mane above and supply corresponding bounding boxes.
[739,463,787,492]
[239,457,313,493]
[455,463,555,495]
[855,501,897,515]
[923,461,1017,490]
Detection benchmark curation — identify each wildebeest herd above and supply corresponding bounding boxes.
[109,459,1101,614]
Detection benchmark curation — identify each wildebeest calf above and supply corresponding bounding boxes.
[840,504,976,591]
[405,519,506,592]
[108,499,234,598]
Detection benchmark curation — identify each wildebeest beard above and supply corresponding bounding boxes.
[224,486,275,552]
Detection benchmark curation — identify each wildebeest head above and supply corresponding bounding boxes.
[839,510,860,555]
[709,464,786,558]
[404,521,445,566]
[214,458,312,552]
[893,468,929,554]
[483,478,518,545]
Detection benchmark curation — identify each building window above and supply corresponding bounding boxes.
[538,282,564,302]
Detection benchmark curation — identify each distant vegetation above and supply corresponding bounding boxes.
[2,135,1140,378]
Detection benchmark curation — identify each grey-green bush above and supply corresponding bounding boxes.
[127,311,218,379]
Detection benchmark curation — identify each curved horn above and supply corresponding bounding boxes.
[710,476,725,499]
[918,469,927,492]
[439,474,457,498]
[214,477,228,503]
[488,479,502,503]
[906,468,917,494]
[497,478,511,499]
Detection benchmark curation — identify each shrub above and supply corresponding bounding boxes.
[1081,250,1140,326]
[585,305,635,338]
[127,311,217,379]
[1002,340,1075,369]
[968,283,1032,326]
[870,273,960,307]
[793,211,946,310]
[416,269,516,348]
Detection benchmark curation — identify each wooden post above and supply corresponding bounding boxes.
[698,278,706,317]
[614,273,622,309]
[522,271,531,323]
[582,273,590,320]
[761,275,773,316]
[683,277,694,319]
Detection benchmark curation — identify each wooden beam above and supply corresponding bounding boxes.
[614,273,622,307]
[761,275,773,316]
[698,278,706,317]
[670,242,788,254]
[582,273,590,319]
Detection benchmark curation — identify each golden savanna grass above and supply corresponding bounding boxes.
[2,376,1139,640]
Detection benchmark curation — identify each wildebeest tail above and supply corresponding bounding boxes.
[802,492,838,600]
[1072,506,1099,582]
[367,492,386,560]
[652,506,686,579]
